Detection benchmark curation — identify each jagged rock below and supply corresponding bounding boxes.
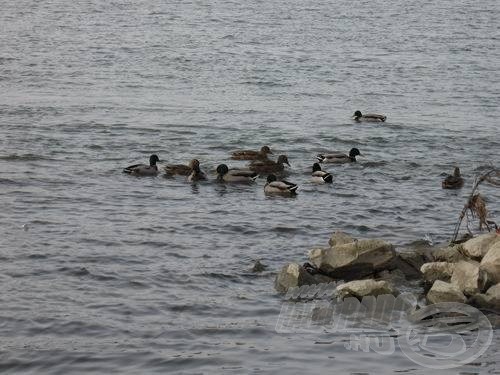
[274,263,318,293]
[328,231,355,247]
[420,262,456,284]
[336,279,396,300]
[480,242,500,285]
[451,260,486,296]
[309,239,396,280]
[469,283,500,312]
[432,245,466,263]
[427,280,467,304]
[462,233,500,259]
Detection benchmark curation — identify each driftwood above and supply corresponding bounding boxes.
[450,168,500,244]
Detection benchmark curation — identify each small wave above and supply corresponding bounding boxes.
[0,153,52,161]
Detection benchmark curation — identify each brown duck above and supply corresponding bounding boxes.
[249,155,290,173]
[231,146,273,160]
[442,167,464,189]
[165,159,200,176]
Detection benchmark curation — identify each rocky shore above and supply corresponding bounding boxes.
[275,231,500,313]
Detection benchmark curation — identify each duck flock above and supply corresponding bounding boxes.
[123,110,464,195]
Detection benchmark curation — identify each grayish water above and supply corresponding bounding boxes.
[1,0,499,373]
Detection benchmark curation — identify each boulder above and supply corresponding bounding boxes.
[420,262,455,284]
[462,233,500,259]
[328,231,355,247]
[427,280,467,304]
[451,260,486,296]
[274,263,318,293]
[432,245,466,263]
[469,283,500,312]
[336,279,396,300]
[480,242,500,284]
[309,239,396,280]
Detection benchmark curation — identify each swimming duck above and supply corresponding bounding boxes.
[216,164,259,183]
[187,162,207,182]
[311,163,333,183]
[123,154,161,176]
[231,145,273,160]
[249,155,290,173]
[316,148,361,164]
[165,159,200,176]
[352,110,386,122]
[442,167,464,189]
[264,174,298,196]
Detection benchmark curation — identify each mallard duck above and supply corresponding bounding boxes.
[316,148,361,163]
[165,159,199,176]
[231,146,273,160]
[352,110,386,122]
[123,154,161,176]
[249,155,290,173]
[264,174,298,196]
[311,163,333,183]
[216,164,258,183]
[442,167,464,189]
[187,162,207,182]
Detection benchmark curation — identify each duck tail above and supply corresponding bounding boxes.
[316,154,325,163]
[323,173,333,183]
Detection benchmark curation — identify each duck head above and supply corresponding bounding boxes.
[189,159,200,169]
[352,110,362,120]
[216,164,229,176]
[277,155,290,166]
[453,167,461,177]
[312,163,322,172]
[267,174,277,183]
[261,146,273,154]
[149,154,161,166]
[349,148,361,157]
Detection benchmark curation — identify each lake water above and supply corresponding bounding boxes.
[1,0,499,373]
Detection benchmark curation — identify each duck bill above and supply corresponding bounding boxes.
[286,162,291,167]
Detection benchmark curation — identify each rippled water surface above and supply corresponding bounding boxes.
[1,0,500,373]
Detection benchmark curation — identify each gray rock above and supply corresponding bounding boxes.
[336,279,396,300]
[420,262,456,284]
[432,245,466,263]
[328,231,355,247]
[309,239,396,280]
[462,233,500,259]
[427,280,467,304]
[469,284,500,312]
[451,260,486,296]
[274,263,318,293]
[480,242,500,285]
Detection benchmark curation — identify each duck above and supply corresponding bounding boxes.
[187,162,207,182]
[123,154,161,176]
[165,159,200,176]
[352,110,386,122]
[311,163,333,183]
[316,148,361,164]
[216,164,259,183]
[249,155,290,173]
[231,145,273,160]
[442,167,464,189]
[264,174,298,196]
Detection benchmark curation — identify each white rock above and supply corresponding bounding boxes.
[462,233,500,259]
[309,239,396,280]
[336,279,396,300]
[451,260,486,296]
[328,231,355,247]
[420,262,455,283]
[480,242,500,285]
[274,263,317,293]
[427,280,467,304]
